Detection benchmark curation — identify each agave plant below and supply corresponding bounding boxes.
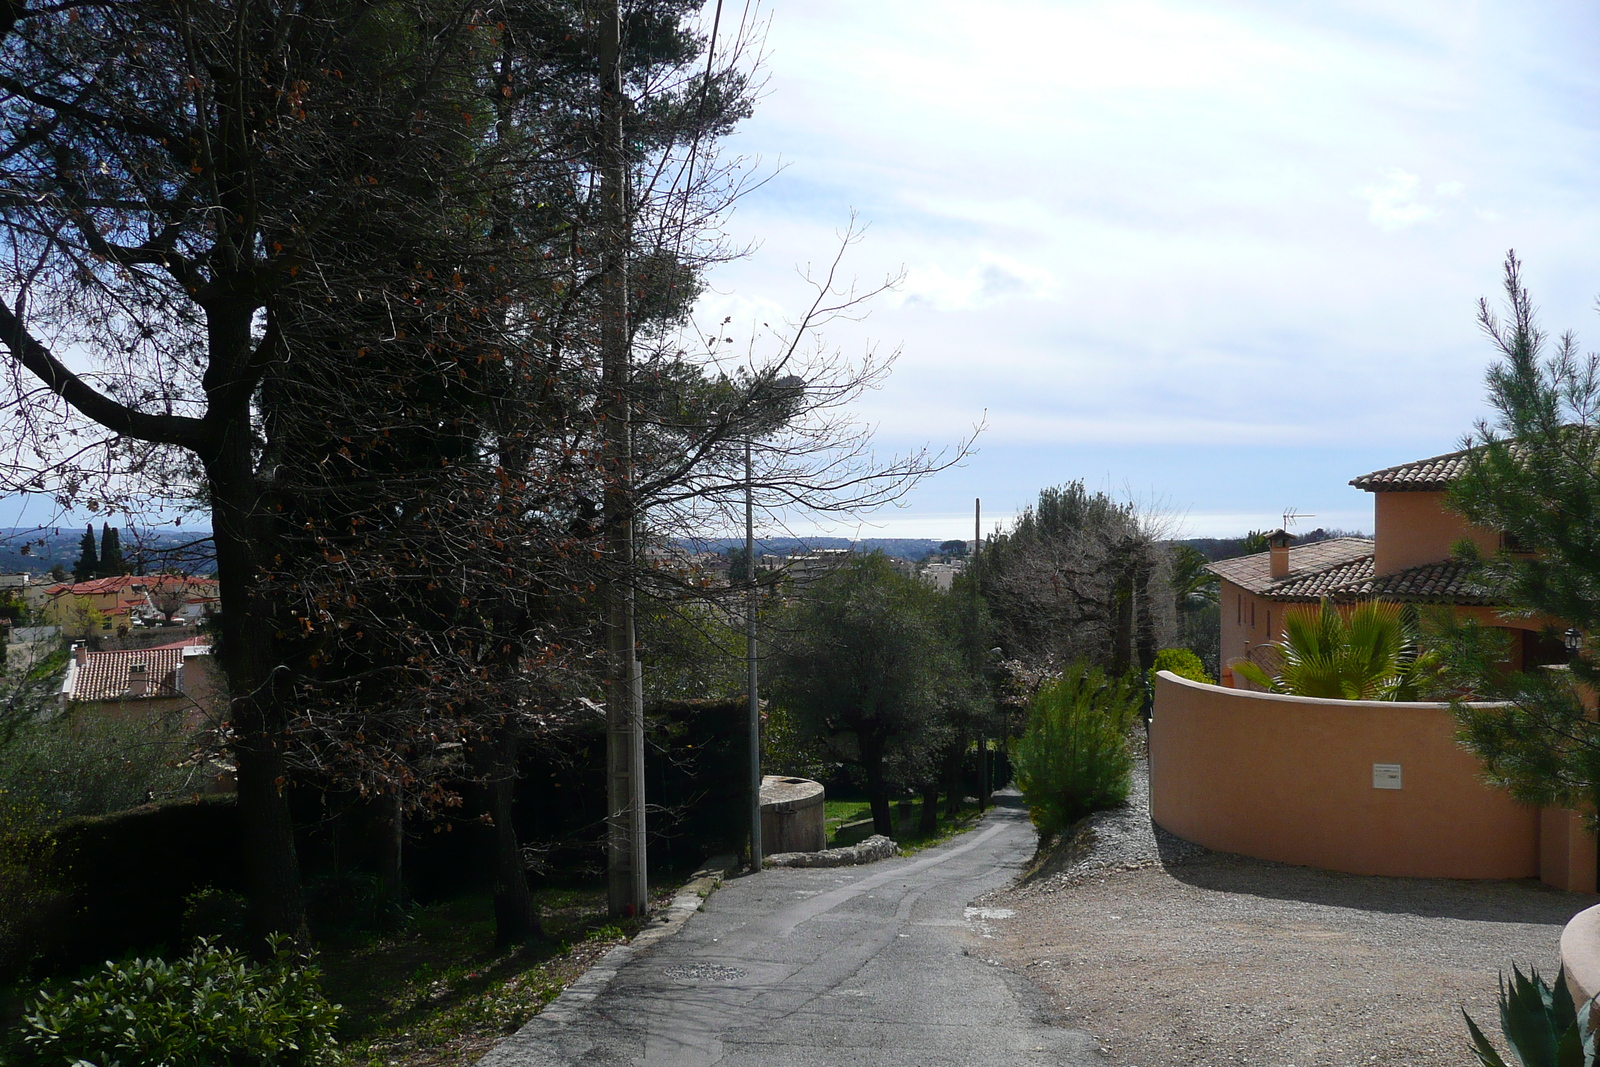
[1464,964,1597,1067]
[1230,598,1440,700]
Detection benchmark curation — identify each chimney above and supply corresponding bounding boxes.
[127,662,148,698]
[1267,528,1293,580]
[73,643,87,666]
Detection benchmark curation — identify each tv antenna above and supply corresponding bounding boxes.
[1282,507,1314,529]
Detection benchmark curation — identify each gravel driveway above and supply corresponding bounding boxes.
[980,764,1598,1067]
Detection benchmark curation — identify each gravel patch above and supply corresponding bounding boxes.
[982,761,1598,1067]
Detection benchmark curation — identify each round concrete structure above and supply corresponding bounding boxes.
[759,775,826,854]
[1562,903,1600,1007]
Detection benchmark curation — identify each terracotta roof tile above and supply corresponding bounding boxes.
[1269,556,1376,600]
[70,647,184,701]
[1210,542,1493,606]
[1206,537,1375,596]
[1349,448,1472,491]
[1338,558,1493,604]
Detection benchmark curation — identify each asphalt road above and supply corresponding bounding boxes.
[480,794,1103,1067]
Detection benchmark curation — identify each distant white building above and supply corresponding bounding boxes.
[919,559,967,592]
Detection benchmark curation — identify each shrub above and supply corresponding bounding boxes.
[1463,963,1596,1067]
[0,701,205,821]
[20,936,341,1067]
[1229,598,1440,700]
[1148,647,1213,688]
[1012,663,1138,839]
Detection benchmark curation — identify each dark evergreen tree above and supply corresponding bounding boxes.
[97,524,123,577]
[72,525,97,583]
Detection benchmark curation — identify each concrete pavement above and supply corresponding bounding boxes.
[479,794,1103,1067]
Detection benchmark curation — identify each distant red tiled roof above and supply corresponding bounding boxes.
[45,574,219,598]
[150,636,211,650]
[70,647,184,701]
[1350,448,1473,492]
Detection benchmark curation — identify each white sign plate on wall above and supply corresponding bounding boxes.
[1373,763,1403,790]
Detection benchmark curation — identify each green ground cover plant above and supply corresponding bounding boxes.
[18,936,340,1067]
[321,884,660,1067]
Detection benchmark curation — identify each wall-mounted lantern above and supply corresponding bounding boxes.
[1565,627,1584,656]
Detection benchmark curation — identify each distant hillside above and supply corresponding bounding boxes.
[679,536,958,561]
[1176,527,1371,563]
[0,527,214,575]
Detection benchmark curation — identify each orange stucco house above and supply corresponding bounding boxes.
[1209,447,1566,680]
[1178,447,1595,891]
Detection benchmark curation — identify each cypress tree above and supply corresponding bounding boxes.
[72,525,97,582]
[98,524,124,577]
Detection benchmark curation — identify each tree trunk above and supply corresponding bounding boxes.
[918,782,939,834]
[376,791,404,906]
[1112,545,1135,676]
[474,727,541,948]
[1134,547,1158,673]
[942,737,966,817]
[205,410,308,947]
[865,754,892,836]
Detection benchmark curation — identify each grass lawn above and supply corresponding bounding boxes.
[319,881,673,1067]
[826,797,984,853]
[822,799,873,840]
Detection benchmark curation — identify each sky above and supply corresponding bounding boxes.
[692,0,1600,542]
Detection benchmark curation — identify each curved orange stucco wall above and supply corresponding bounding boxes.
[1150,672,1538,879]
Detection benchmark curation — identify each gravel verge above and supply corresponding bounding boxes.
[980,761,1598,1067]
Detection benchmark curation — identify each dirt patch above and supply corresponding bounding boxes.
[983,764,1597,1067]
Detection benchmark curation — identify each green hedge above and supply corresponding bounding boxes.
[0,794,242,983]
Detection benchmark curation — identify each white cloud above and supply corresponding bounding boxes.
[1358,169,1442,231]
[890,254,1060,312]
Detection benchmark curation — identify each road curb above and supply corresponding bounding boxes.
[532,852,741,1026]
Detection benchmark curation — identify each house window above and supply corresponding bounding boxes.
[1500,531,1529,553]
[1236,594,1242,626]
[1250,602,1256,629]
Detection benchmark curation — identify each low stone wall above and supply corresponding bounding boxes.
[765,835,898,868]
[1150,672,1539,881]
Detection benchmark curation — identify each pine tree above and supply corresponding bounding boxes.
[1442,253,1600,819]
[72,525,97,583]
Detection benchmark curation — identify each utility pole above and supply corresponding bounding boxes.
[746,439,762,873]
[974,497,987,811]
[600,0,648,919]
